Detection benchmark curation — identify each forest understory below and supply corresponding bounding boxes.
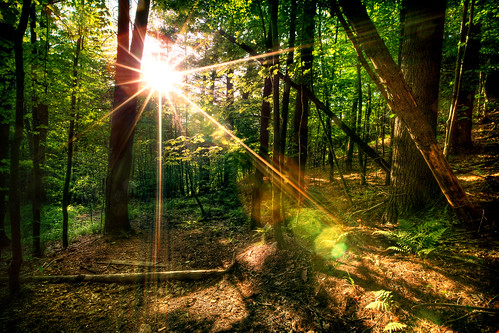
[0,111,498,333]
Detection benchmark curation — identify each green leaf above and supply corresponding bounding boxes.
[383,322,407,332]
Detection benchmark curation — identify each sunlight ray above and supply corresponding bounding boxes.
[175,91,342,227]
[178,46,304,76]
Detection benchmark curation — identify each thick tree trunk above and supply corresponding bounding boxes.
[337,0,477,225]
[384,0,445,222]
[9,0,32,295]
[105,0,150,234]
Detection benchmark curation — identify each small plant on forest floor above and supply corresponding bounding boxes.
[365,290,407,332]
[374,217,448,257]
[256,224,273,243]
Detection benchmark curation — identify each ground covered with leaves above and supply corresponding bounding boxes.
[1,113,498,332]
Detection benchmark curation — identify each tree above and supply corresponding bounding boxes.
[0,3,17,248]
[62,35,82,248]
[336,0,477,225]
[269,0,285,248]
[9,0,32,295]
[105,0,150,234]
[445,0,480,154]
[28,2,49,257]
[290,0,316,192]
[384,0,445,222]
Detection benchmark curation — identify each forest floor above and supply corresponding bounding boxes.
[1,113,498,333]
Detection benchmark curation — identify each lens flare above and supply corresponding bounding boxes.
[142,59,183,94]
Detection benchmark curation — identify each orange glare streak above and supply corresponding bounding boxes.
[175,91,340,226]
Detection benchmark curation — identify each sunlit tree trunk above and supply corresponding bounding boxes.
[105,0,150,234]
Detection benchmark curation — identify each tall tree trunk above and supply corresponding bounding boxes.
[384,0,444,223]
[0,19,15,249]
[250,67,271,230]
[29,5,48,257]
[9,0,32,295]
[445,0,480,154]
[62,36,81,248]
[250,16,272,230]
[337,0,477,225]
[361,84,372,185]
[280,0,296,158]
[0,122,9,247]
[269,0,285,248]
[105,0,150,234]
[291,0,315,192]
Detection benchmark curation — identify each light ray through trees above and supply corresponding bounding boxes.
[102,31,346,267]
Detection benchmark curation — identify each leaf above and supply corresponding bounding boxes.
[365,300,389,312]
[383,322,407,332]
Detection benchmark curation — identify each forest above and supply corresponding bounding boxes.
[0,0,498,331]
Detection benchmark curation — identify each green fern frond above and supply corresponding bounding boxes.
[365,300,390,312]
[366,290,393,312]
[383,322,407,332]
[375,218,447,257]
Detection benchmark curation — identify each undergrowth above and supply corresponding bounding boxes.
[375,209,454,257]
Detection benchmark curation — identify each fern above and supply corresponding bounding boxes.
[365,290,393,312]
[374,218,447,257]
[383,322,407,332]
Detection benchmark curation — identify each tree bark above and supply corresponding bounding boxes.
[291,0,315,191]
[280,0,296,159]
[62,36,81,248]
[269,0,285,249]
[337,0,477,225]
[9,0,32,295]
[446,0,480,153]
[13,267,233,284]
[384,0,445,222]
[105,0,150,234]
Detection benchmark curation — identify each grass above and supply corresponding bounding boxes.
[3,203,102,252]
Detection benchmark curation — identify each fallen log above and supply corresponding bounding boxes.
[96,260,169,268]
[0,266,233,284]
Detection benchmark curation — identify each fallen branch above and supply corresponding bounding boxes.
[0,262,235,285]
[13,266,233,284]
[96,260,169,268]
[412,303,499,313]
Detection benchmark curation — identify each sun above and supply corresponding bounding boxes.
[141,58,183,94]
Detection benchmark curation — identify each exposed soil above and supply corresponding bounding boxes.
[1,112,498,332]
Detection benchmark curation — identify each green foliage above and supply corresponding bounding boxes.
[365,289,394,312]
[383,322,407,332]
[375,216,448,257]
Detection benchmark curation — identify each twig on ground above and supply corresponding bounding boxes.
[412,303,499,313]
